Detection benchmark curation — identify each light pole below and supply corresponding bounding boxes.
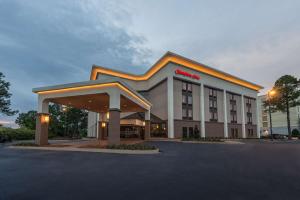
[267,90,276,140]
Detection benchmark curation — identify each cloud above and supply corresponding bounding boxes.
[0,0,151,123]
[203,31,300,94]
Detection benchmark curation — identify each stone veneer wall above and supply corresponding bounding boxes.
[205,122,224,137]
[174,120,201,138]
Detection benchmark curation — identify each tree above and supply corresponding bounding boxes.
[15,103,88,137]
[0,72,18,116]
[272,75,300,139]
[15,110,37,130]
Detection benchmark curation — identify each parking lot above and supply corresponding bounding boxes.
[1,140,300,200]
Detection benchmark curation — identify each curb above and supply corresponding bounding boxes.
[8,146,160,155]
[181,140,244,144]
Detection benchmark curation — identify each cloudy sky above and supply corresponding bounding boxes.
[1,0,300,127]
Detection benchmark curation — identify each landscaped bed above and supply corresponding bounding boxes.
[182,137,224,142]
[106,144,157,150]
[10,141,159,154]
[13,142,38,147]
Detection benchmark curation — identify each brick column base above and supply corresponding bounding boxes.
[35,113,49,146]
[145,120,151,139]
[108,109,120,145]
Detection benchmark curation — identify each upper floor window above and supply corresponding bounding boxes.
[247,113,253,124]
[182,82,192,92]
[209,88,218,122]
[245,97,252,124]
[182,81,193,120]
[188,96,192,105]
[229,93,237,123]
[209,88,217,97]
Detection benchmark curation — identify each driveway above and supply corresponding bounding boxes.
[1,140,300,200]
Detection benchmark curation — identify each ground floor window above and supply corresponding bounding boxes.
[189,127,194,138]
[183,127,187,138]
[248,129,254,137]
[182,126,200,139]
[120,126,141,138]
[231,128,238,138]
[151,123,167,137]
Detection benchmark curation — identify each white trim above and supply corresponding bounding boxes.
[256,97,260,138]
[200,83,205,138]
[241,95,246,138]
[167,76,174,138]
[223,90,228,138]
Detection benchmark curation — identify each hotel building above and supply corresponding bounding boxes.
[33,52,263,145]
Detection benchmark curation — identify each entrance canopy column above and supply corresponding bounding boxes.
[35,96,50,145]
[144,110,151,139]
[107,89,121,145]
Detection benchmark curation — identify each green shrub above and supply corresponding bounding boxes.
[0,127,35,142]
[14,142,38,147]
[107,144,156,150]
[182,137,223,142]
[292,129,299,137]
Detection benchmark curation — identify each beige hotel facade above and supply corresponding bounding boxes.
[33,52,263,145]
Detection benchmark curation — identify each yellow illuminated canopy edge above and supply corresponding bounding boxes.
[90,52,264,91]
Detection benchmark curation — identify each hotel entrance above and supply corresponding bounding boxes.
[151,123,167,138]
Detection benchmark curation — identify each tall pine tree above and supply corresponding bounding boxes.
[0,72,18,116]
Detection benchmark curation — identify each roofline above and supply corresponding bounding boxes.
[32,79,152,108]
[90,51,264,91]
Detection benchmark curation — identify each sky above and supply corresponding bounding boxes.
[0,0,300,127]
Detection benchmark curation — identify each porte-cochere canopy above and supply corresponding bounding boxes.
[33,79,152,145]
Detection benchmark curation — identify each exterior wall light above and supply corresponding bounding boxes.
[106,112,110,120]
[101,122,106,128]
[142,121,146,126]
[42,115,50,123]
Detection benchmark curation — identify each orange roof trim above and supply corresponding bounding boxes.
[90,52,263,91]
[35,82,151,108]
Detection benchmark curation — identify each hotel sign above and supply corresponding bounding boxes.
[175,69,200,80]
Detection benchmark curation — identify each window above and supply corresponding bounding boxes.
[182,95,187,104]
[188,96,192,105]
[231,128,238,138]
[188,109,193,118]
[230,103,236,111]
[182,82,187,91]
[247,114,252,124]
[182,81,193,120]
[246,97,252,124]
[229,93,237,123]
[182,82,192,92]
[188,127,194,137]
[247,104,252,113]
[210,111,218,121]
[182,108,187,118]
[187,83,192,92]
[248,129,254,137]
[209,88,218,121]
[209,88,217,97]
[230,113,237,123]
[182,127,187,138]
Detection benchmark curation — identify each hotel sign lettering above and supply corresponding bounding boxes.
[175,69,200,80]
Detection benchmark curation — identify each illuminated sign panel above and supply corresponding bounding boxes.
[175,69,200,80]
